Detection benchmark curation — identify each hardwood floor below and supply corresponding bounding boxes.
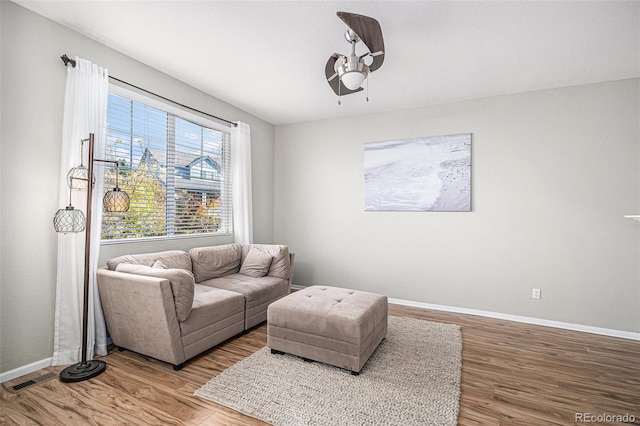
[2,304,639,425]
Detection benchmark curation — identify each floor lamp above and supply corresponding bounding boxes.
[53,133,130,382]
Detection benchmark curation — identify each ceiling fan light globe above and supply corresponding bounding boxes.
[341,71,366,90]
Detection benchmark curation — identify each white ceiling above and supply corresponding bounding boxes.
[13,0,640,125]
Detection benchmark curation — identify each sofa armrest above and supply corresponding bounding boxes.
[97,269,186,366]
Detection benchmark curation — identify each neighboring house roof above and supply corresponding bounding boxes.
[139,147,221,193]
[143,148,220,169]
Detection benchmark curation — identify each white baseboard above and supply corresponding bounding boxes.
[0,357,52,384]
[1,337,113,384]
[388,297,640,341]
[291,285,640,341]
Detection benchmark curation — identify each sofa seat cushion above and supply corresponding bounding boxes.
[107,250,192,272]
[200,273,289,308]
[115,263,195,322]
[189,244,242,282]
[179,285,245,343]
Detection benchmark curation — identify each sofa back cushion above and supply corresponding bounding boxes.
[241,244,291,280]
[115,263,195,322]
[189,243,242,283]
[106,250,192,272]
[239,247,274,278]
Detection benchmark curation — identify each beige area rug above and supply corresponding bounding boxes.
[195,316,462,426]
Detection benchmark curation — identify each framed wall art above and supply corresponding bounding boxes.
[364,133,471,212]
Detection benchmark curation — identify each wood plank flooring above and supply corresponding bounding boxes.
[2,304,639,425]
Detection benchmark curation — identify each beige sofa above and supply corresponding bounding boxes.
[97,243,293,370]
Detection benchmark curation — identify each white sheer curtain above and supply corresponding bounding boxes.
[52,57,109,366]
[232,121,253,244]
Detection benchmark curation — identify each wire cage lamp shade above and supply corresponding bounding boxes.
[54,178,86,233]
[66,165,95,189]
[103,187,130,213]
[66,137,95,189]
[53,205,86,233]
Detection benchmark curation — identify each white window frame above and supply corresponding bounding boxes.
[102,83,233,245]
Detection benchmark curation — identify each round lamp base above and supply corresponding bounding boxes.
[60,360,106,383]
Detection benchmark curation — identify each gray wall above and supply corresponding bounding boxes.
[0,1,275,373]
[274,79,640,333]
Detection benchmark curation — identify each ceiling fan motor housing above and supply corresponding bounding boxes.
[337,55,370,90]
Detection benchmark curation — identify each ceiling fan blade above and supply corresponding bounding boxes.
[337,11,385,72]
[325,53,364,96]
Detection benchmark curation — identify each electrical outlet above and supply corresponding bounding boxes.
[532,288,541,299]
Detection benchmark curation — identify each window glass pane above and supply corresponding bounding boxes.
[173,117,224,235]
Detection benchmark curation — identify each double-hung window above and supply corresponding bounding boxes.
[102,86,232,241]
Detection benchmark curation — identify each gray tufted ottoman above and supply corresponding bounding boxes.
[267,285,388,375]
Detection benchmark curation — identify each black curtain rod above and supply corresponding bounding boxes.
[61,54,237,128]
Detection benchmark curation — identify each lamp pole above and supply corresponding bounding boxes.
[81,133,95,364]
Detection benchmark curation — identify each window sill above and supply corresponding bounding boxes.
[100,232,232,246]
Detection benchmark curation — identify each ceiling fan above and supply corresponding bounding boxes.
[325,11,385,102]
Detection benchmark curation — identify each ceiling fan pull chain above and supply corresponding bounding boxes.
[366,75,369,102]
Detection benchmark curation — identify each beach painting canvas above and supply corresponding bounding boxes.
[364,133,471,211]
